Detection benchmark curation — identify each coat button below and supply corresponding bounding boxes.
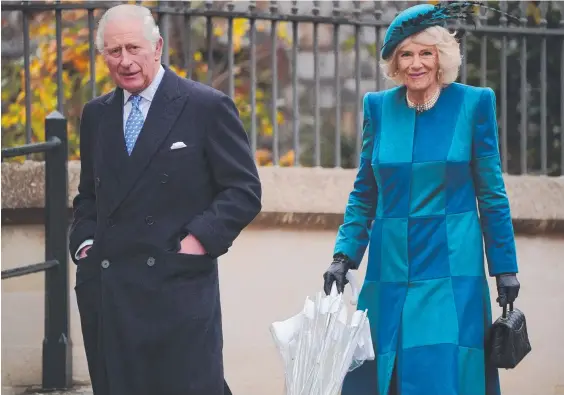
[145,216,154,225]
[160,173,169,184]
[101,259,110,269]
[147,257,155,267]
[95,177,101,187]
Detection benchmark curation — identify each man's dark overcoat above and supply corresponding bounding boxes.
[69,66,262,395]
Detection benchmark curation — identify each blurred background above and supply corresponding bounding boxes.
[1,0,563,175]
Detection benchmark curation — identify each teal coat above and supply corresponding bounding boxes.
[334,83,519,395]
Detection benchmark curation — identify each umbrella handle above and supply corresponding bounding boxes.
[346,271,360,306]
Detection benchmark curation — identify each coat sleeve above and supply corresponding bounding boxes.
[333,93,378,269]
[471,88,518,277]
[69,103,98,263]
[183,93,262,258]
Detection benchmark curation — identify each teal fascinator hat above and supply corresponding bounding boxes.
[380,1,481,60]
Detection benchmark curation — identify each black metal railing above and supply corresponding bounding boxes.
[1,1,563,176]
[1,112,72,391]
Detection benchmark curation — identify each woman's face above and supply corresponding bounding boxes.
[396,41,439,93]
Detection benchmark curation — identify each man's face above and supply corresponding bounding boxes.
[102,17,162,94]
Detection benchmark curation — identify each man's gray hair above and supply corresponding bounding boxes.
[95,4,161,53]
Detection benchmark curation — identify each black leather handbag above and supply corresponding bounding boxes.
[489,302,532,369]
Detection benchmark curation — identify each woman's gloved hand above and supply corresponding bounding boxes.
[323,253,354,295]
[496,273,520,307]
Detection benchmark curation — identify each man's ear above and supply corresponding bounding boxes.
[155,36,163,61]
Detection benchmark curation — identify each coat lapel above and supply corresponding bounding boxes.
[98,88,128,196]
[379,86,416,164]
[108,68,188,215]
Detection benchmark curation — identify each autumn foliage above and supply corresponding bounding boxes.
[1,3,295,167]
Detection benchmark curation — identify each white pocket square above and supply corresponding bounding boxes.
[170,142,187,150]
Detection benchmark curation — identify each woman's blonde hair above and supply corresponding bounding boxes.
[380,25,461,86]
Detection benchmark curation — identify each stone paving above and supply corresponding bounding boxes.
[2,386,93,395]
[40,389,93,395]
[2,231,563,395]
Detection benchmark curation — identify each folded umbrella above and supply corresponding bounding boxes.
[270,272,375,395]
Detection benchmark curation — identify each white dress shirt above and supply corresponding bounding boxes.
[75,65,166,260]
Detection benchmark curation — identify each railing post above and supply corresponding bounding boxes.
[42,111,72,390]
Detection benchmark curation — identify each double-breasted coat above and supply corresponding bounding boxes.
[334,83,519,395]
[69,66,262,395]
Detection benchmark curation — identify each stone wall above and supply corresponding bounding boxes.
[2,161,564,233]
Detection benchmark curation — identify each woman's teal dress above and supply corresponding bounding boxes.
[334,82,519,395]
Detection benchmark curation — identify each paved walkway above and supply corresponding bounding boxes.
[40,389,92,395]
[3,230,564,395]
[2,387,93,395]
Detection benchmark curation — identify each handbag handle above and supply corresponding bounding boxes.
[502,302,514,319]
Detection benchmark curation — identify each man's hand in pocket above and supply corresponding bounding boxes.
[179,234,206,255]
[79,245,92,259]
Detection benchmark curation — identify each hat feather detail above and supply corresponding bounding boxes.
[381,1,518,59]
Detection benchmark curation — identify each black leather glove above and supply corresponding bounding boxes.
[323,253,354,295]
[496,273,520,307]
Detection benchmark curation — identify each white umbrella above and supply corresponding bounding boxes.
[270,272,375,395]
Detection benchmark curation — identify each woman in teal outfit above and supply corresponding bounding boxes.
[323,3,522,395]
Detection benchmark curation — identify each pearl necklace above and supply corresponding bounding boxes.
[406,88,441,113]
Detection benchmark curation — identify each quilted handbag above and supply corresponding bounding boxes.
[489,302,532,369]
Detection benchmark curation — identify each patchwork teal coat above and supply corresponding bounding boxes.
[334,83,519,395]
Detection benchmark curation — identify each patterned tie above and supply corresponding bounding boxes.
[124,95,144,155]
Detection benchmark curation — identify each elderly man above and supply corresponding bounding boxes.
[69,4,262,395]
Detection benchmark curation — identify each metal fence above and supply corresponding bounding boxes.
[1,0,563,176]
[1,113,72,391]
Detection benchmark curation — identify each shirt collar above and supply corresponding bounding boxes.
[123,65,165,105]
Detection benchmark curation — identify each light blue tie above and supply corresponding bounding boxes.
[124,95,144,155]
